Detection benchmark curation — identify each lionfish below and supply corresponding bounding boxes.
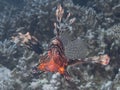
[12,5,110,79]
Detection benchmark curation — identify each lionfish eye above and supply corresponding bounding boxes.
[54,48,60,55]
[57,50,60,55]
[54,49,58,52]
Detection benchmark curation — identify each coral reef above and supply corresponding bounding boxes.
[0,39,18,69]
[0,0,120,90]
[0,65,14,90]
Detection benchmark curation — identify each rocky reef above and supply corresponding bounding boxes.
[0,0,120,90]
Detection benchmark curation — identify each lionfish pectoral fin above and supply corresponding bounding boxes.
[68,54,110,67]
[68,59,84,66]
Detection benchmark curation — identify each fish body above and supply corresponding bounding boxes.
[37,38,68,75]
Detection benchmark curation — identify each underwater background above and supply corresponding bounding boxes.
[0,0,120,90]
